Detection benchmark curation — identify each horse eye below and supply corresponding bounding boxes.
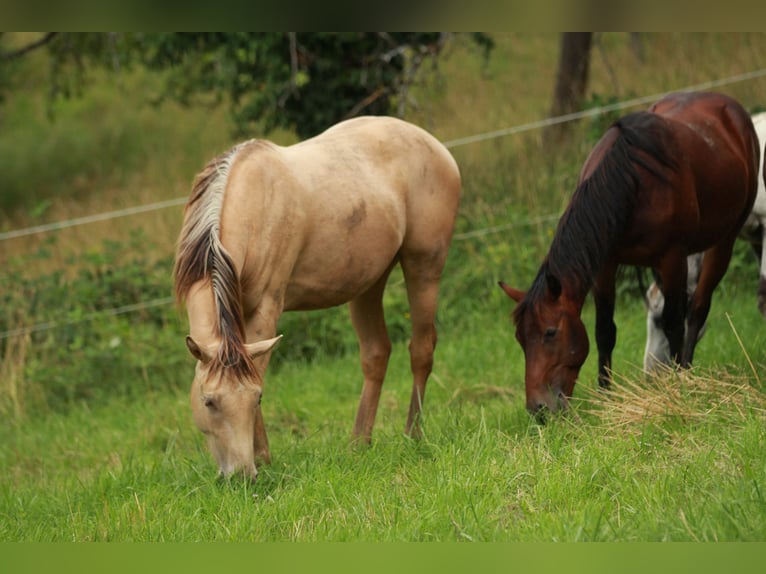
[204,397,217,410]
[543,327,557,342]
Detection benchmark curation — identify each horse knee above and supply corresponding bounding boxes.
[360,339,392,379]
[595,320,616,352]
[408,325,436,369]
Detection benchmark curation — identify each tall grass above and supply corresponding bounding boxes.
[3,296,766,541]
[3,33,766,541]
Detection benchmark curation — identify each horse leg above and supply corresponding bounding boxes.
[740,214,765,318]
[593,264,617,388]
[661,289,686,366]
[244,303,282,466]
[757,225,766,319]
[252,402,270,465]
[651,251,687,367]
[349,269,394,443]
[400,253,445,439]
[683,238,737,366]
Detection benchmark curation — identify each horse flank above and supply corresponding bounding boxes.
[173,141,257,378]
[515,112,679,324]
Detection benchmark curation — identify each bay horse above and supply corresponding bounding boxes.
[643,111,766,371]
[500,91,760,418]
[174,116,461,480]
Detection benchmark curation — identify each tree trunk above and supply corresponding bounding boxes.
[544,32,593,145]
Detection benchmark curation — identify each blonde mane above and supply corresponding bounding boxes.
[173,141,257,378]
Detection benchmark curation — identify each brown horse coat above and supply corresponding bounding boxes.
[502,91,759,417]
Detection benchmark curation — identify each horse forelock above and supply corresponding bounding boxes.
[512,261,558,329]
[174,142,259,382]
[209,330,259,382]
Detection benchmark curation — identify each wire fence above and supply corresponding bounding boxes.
[0,198,188,241]
[3,65,766,340]
[4,66,766,245]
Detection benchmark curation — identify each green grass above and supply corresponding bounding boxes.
[3,278,766,541]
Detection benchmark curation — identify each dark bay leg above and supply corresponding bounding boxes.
[593,264,618,388]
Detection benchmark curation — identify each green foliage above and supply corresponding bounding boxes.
[2,32,493,140]
[0,99,147,213]
[139,32,492,138]
[0,55,232,215]
[0,231,185,414]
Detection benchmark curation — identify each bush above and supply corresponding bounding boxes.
[0,230,185,417]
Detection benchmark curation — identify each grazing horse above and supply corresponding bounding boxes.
[500,91,759,418]
[174,116,461,479]
[643,111,766,371]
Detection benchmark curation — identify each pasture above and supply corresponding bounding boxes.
[3,33,766,542]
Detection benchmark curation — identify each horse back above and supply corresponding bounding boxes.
[219,116,461,311]
[635,92,755,239]
[649,91,760,200]
[599,92,759,262]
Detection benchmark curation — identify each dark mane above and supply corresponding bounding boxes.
[514,111,679,325]
[173,142,258,380]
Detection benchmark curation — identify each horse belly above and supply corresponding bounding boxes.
[630,148,754,259]
[283,226,402,311]
[690,173,754,244]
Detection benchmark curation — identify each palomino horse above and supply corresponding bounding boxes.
[174,116,461,479]
[500,91,760,418]
[643,111,766,371]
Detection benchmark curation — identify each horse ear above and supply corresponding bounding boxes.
[546,273,562,300]
[498,281,525,303]
[244,335,283,358]
[186,336,211,363]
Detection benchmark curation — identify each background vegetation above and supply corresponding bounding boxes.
[2,33,766,541]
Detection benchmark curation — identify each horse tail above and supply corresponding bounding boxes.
[173,142,256,374]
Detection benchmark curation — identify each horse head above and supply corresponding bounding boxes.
[185,334,282,481]
[500,279,589,421]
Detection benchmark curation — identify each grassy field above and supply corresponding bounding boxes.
[3,33,766,542]
[3,294,766,541]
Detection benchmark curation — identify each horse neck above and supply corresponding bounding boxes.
[186,280,223,348]
[543,136,640,304]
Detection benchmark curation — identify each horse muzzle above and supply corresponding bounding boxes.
[217,461,259,483]
[527,386,570,423]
